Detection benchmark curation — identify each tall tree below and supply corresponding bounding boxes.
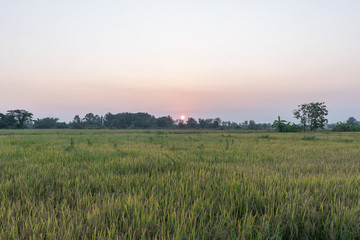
[293,102,328,132]
[6,109,33,128]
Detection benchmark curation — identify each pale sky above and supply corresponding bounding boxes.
[1,0,359,123]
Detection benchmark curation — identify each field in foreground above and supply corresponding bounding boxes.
[0,130,359,239]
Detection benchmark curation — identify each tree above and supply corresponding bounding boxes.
[248,120,259,130]
[293,102,328,132]
[272,116,287,132]
[33,117,59,129]
[0,113,6,129]
[293,104,308,132]
[83,113,102,128]
[186,117,198,128]
[177,119,185,128]
[0,113,17,129]
[156,116,174,128]
[198,118,215,129]
[213,118,221,128]
[346,117,358,126]
[70,115,84,129]
[6,109,33,128]
[55,122,69,129]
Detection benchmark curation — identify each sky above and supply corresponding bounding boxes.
[1,0,359,123]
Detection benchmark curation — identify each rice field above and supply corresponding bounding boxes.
[0,129,359,239]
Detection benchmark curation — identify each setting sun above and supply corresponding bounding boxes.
[180,115,186,121]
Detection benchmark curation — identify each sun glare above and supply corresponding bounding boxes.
[180,115,186,121]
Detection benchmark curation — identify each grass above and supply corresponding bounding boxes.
[0,129,359,239]
[301,136,317,141]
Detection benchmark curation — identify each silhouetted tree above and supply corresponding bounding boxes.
[0,113,6,129]
[346,117,358,126]
[249,120,259,130]
[34,117,59,129]
[213,118,221,128]
[198,118,217,128]
[0,113,17,129]
[83,113,102,128]
[6,109,33,128]
[186,117,198,128]
[156,116,174,128]
[103,112,156,129]
[70,115,84,129]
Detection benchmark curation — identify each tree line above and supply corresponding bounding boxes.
[0,110,271,130]
[1,102,359,131]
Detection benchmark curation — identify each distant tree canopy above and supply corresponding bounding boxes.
[0,110,33,129]
[0,113,17,129]
[9,106,360,132]
[186,117,198,128]
[70,115,85,129]
[156,116,174,128]
[346,117,358,126]
[103,112,156,129]
[34,117,59,129]
[0,109,275,130]
[82,113,103,128]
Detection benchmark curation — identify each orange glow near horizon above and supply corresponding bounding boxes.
[180,115,186,121]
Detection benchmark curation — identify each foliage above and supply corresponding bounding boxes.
[332,122,360,132]
[198,118,217,128]
[34,117,59,129]
[293,102,328,131]
[258,134,270,139]
[55,122,69,129]
[186,117,198,128]
[0,113,17,129]
[0,130,358,239]
[70,115,85,129]
[284,122,302,132]
[272,116,301,132]
[6,109,33,128]
[0,109,273,130]
[104,112,156,129]
[83,113,102,128]
[272,116,287,132]
[156,116,174,128]
[301,136,316,141]
[248,120,258,130]
[346,117,359,126]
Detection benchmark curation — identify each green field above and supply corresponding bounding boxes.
[0,130,359,239]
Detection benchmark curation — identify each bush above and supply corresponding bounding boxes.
[332,122,360,132]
